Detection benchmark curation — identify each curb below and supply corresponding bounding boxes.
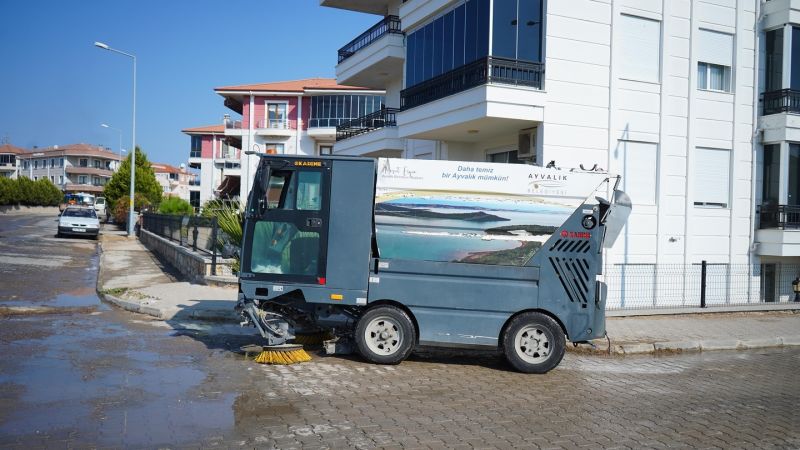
[98,293,238,322]
[573,336,800,355]
[205,275,238,287]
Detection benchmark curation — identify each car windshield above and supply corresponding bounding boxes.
[63,209,96,218]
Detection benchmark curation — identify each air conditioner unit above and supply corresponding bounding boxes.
[518,127,537,162]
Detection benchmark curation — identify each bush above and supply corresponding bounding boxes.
[16,177,35,205]
[158,196,193,215]
[202,200,243,273]
[0,177,20,205]
[112,193,152,226]
[31,178,62,206]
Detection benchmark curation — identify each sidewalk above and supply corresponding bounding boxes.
[98,230,238,321]
[97,230,800,355]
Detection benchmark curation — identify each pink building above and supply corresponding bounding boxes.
[181,124,238,208]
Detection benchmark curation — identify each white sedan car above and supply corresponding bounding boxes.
[58,206,100,239]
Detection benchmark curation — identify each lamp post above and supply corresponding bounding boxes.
[95,41,136,236]
[100,123,123,159]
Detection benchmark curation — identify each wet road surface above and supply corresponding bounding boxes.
[1,214,800,448]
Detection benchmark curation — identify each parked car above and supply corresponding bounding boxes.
[94,197,108,222]
[57,206,100,239]
[59,193,95,213]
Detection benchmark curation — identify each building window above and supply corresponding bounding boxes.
[0,154,15,165]
[265,102,288,128]
[697,29,733,92]
[79,158,88,167]
[790,144,800,206]
[105,160,111,169]
[93,159,102,169]
[23,160,28,170]
[59,175,63,185]
[309,95,385,128]
[486,150,520,164]
[33,160,38,169]
[59,158,64,167]
[93,176,101,186]
[78,175,88,184]
[50,158,55,168]
[224,161,241,169]
[694,147,730,208]
[492,0,543,62]
[190,136,202,158]
[50,176,54,183]
[406,0,491,88]
[189,191,200,208]
[319,145,333,156]
[617,15,661,83]
[765,28,783,92]
[615,141,658,206]
[264,143,285,155]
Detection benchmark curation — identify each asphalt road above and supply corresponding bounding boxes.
[1,214,799,448]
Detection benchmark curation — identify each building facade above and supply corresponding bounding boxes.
[151,162,196,203]
[17,144,121,194]
[0,144,25,179]
[181,125,239,208]
[323,0,799,305]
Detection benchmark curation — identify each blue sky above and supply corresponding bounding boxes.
[0,0,376,166]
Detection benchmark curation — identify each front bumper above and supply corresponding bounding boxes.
[58,225,99,237]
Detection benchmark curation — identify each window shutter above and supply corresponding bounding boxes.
[697,29,733,67]
[694,148,730,207]
[617,15,661,83]
[616,141,658,205]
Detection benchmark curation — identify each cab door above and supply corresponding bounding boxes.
[242,159,331,285]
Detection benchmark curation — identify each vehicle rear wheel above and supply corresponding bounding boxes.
[503,312,565,374]
[355,305,415,365]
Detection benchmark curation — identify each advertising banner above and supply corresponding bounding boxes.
[374,158,609,266]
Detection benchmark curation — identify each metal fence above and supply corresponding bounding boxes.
[605,261,800,310]
[141,213,220,275]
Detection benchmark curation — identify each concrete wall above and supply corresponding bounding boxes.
[139,229,235,283]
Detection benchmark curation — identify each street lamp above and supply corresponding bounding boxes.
[95,41,136,236]
[100,123,123,158]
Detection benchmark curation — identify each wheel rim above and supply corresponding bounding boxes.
[364,315,403,356]
[514,325,551,364]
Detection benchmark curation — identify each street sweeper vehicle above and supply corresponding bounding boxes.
[236,154,631,373]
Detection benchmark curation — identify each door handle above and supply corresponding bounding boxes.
[306,218,323,228]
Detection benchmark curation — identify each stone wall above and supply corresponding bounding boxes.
[139,229,235,284]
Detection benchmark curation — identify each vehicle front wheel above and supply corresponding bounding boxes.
[355,305,415,365]
[503,312,565,374]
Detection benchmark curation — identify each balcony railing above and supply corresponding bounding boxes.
[336,107,399,141]
[189,150,201,158]
[759,204,800,229]
[400,56,544,110]
[224,118,243,129]
[761,89,800,115]
[188,179,201,186]
[338,15,402,63]
[256,118,292,129]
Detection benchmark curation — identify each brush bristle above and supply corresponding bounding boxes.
[293,331,334,346]
[254,348,312,365]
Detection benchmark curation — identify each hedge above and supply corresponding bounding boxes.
[0,176,62,206]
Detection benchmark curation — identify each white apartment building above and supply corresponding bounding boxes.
[0,144,24,178]
[151,162,196,203]
[323,0,800,305]
[17,143,121,194]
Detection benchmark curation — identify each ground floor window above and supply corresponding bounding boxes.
[189,191,200,208]
[486,150,520,164]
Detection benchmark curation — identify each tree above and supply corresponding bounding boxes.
[0,177,20,205]
[16,176,35,205]
[103,147,161,211]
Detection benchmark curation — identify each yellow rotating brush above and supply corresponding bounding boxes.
[242,344,312,365]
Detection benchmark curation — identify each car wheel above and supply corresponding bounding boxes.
[355,305,415,365]
[503,312,565,374]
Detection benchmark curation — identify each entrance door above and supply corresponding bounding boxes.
[243,160,330,284]
[762,264,777,302]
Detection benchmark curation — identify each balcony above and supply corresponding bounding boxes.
[65,166,113,177]
[254,118,295,137]
[756,204,800,257]
[336,16,404,88]
[320,0,392,15]
[334,108,403,156]
[336,107,398,140]
[762,89,800,115]
[397,57,545,141]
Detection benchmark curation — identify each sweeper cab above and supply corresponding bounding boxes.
[236,155,631,373]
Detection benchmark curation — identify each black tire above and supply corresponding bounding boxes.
[502,312,565,374]
[354,305,415,365]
